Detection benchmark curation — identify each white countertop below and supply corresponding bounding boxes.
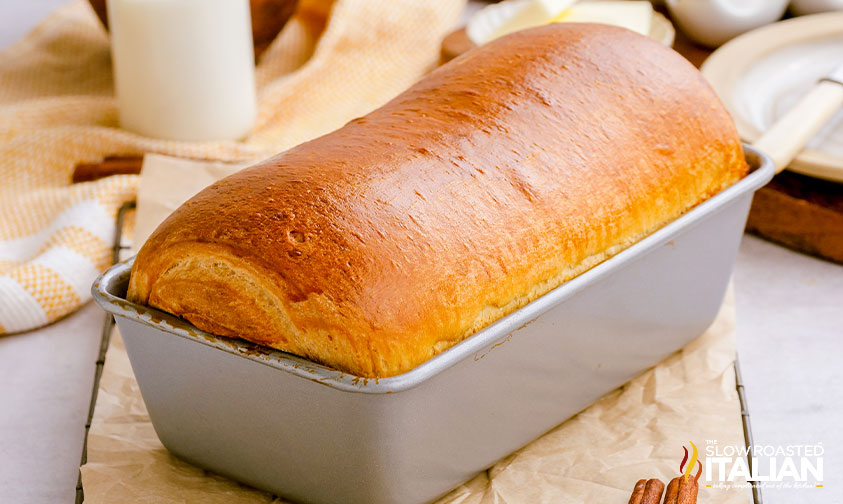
[1,3,841,503]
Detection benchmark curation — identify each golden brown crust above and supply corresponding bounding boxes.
[128,24,747,377]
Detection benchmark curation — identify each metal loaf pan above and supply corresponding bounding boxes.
[93,145,773,504]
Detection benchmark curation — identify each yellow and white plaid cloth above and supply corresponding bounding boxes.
[0,0,463,334]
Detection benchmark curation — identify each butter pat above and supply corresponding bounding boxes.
[553,1,653,37]
[486,0,576,42]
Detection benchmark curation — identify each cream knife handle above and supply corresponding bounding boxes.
[753,78,843,174]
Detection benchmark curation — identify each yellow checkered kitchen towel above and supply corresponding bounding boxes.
[0,0,463,333]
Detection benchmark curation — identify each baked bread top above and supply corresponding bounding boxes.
[128,24,747,377]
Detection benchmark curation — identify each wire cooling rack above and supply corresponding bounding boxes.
[75,201,134,504]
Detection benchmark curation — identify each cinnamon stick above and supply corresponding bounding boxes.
[628,478,665,504]
[662,476,698,504]
[643,478,666,504]
[72,155,143,183]
[663,477,679,503]
[628,479,647,504]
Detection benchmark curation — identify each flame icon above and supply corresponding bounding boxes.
[679,441,702,482]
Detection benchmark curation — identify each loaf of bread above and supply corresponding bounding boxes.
[128,24,747,378]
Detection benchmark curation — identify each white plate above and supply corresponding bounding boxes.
[702,12,843,182]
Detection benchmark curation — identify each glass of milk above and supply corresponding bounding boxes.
[107,0,257,141]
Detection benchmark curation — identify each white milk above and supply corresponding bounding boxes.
[107,0,257,141]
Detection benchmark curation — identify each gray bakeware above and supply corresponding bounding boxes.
[93,145,774,504]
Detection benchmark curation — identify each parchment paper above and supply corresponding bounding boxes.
[81,154,752,503]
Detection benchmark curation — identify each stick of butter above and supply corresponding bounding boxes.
[552,1,653,37]
[487,0,577,42]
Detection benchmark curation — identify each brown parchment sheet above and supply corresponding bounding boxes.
[81,155,751,503]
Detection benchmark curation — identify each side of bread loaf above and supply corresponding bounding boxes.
[128,24,747,378]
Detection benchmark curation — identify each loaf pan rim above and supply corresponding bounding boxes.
[92,144,773,394]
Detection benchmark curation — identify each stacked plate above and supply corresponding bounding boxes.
[702,12,843,182]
